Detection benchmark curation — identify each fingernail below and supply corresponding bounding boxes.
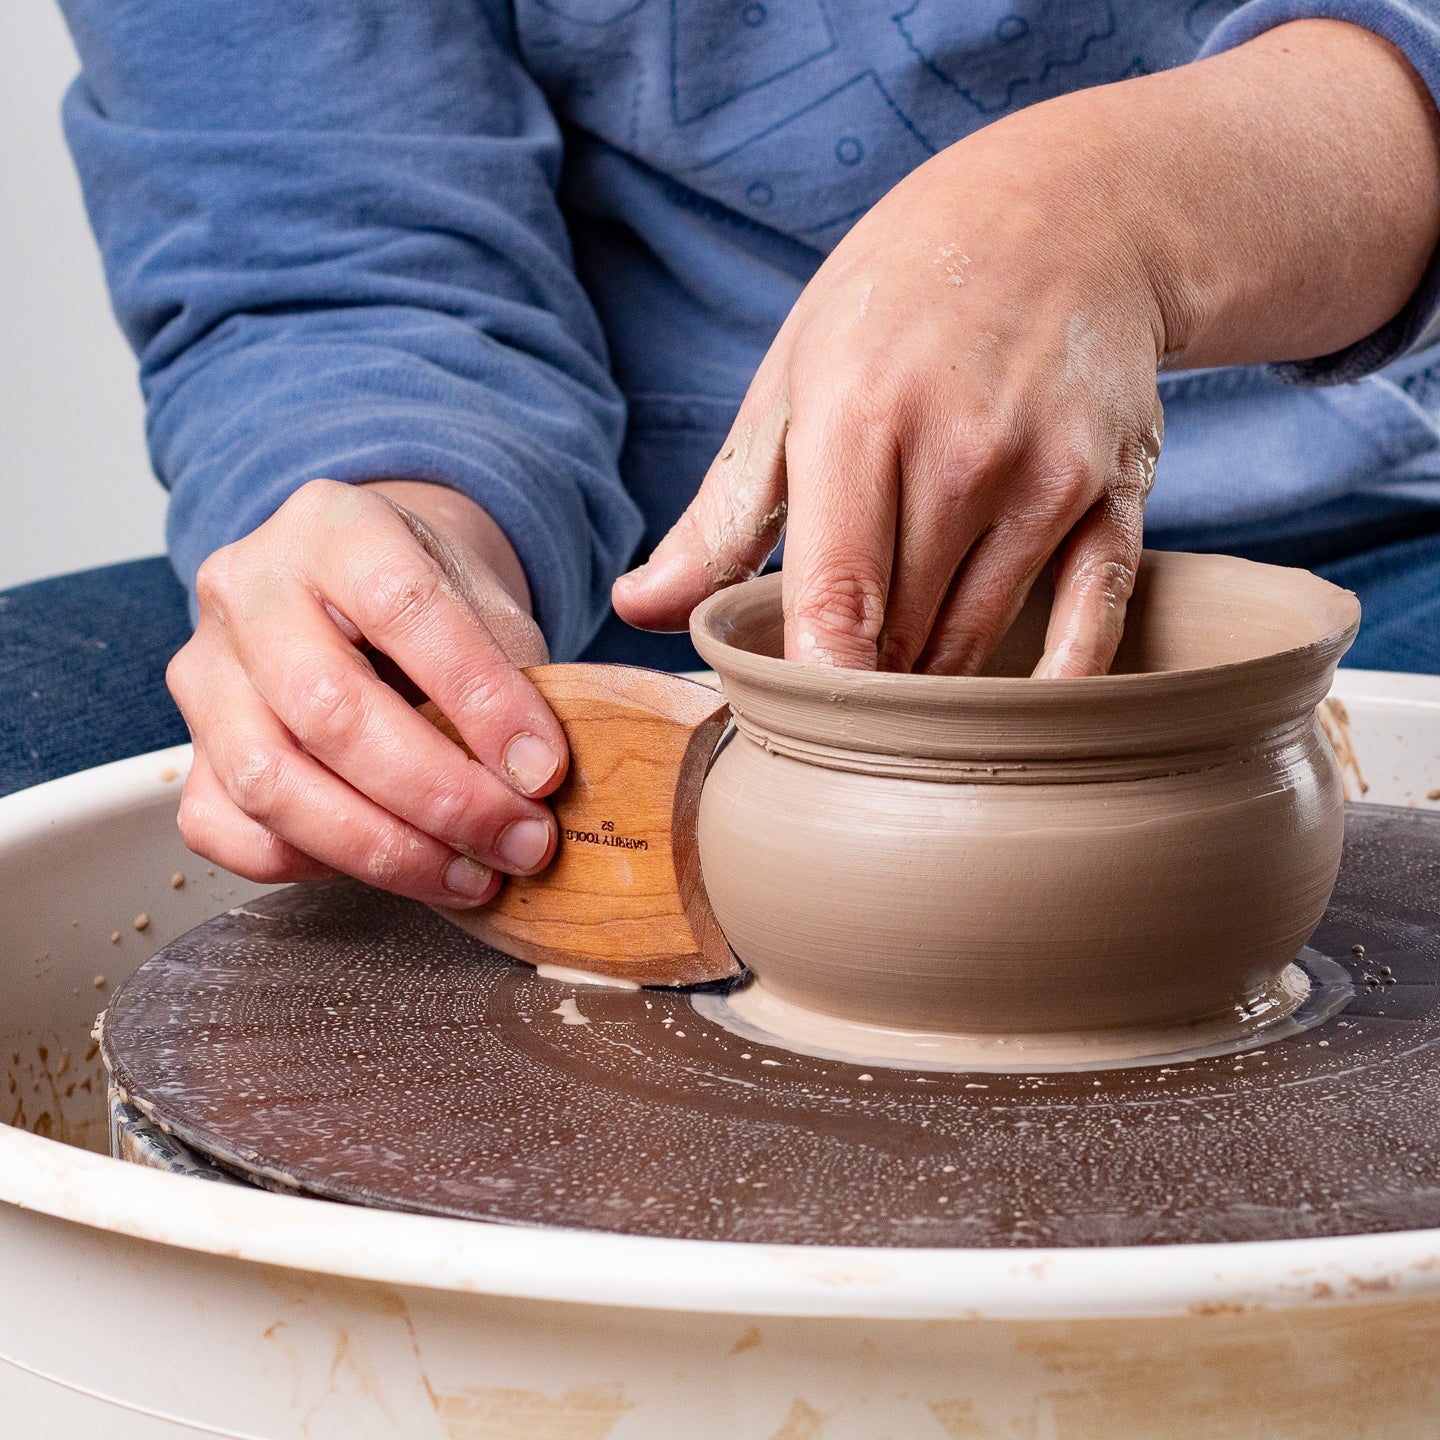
[498,817,553,873]
[618,552,690,594]
[503,733,560,795]
[444,856,494,903]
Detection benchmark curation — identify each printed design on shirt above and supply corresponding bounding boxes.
[531,0,649,25]
[514,0,652,144]
[1184,0,1245,45]
[670,0,837,124]
[691,69,934,236]
[893,0,1117,114]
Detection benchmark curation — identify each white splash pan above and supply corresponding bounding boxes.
[4,670,1440,1438]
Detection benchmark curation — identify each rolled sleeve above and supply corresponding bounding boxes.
[1196,0,1440,384]
[59,0,643,658]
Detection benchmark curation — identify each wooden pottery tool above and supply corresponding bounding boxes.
[421,664,738,988]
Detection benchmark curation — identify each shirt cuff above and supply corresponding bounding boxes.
[1197,0,1440,384]
[156,338,643,661]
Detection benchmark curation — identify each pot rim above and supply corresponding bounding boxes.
[689,551,1361,763]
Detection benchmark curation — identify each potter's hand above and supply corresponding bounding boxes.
[166,479,566,906]
[614,20,1440,677]
[613,130,1165,678]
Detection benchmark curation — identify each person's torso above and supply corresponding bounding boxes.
[511,0,1440,564]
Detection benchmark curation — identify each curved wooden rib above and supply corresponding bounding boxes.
[422,664,737,986]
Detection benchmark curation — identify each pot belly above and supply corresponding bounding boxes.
[698,719,1344,1034]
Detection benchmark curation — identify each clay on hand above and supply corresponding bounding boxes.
[167,478,568,908]
[611,97,1169,680]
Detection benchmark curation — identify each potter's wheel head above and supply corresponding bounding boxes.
[102,806,1440,1250]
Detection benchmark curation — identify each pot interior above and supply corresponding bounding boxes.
[705,551,1359,678]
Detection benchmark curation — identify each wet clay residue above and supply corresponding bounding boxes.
[97,808,1440,1248]
[764,1399,827,1440]
[700,951,1348,1073]
[1318,695,1370,800]
[690,552,1360,1042]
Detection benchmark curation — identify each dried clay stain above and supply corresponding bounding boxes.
[1005,1298,1440,1439]
[766,1398,828,1440]
[251,1276,418,1435]
[729,1324,763,1355]
[6,1033,105,1150]
[928,1398,988,1439]
[434,1383,632,1440]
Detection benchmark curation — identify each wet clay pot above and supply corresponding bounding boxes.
[689,551,1361,1047]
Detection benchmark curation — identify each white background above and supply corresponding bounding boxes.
[0,2,166,592]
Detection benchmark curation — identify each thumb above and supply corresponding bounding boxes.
[613,392,789,632]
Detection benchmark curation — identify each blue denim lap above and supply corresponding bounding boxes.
[1316,528,1440,673]
[2,534,1438,797]
[0,558,190,798]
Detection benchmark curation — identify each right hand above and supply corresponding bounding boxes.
[167,478,568,907]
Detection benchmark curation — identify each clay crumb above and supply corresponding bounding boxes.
[133,913,150,932]
[1190,1300,1249,1317]
[109,931,121,945]
[551,997,589,1026]
[1352,944,1366,956]
[93,975,106,989]
[1381,966,1393,976]
[1428,789,1440,801]
[729,1325,763,1355]
[206,866,216,877]
[170,872,186,889]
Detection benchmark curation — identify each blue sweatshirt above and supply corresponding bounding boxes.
[60,0,1440,662]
